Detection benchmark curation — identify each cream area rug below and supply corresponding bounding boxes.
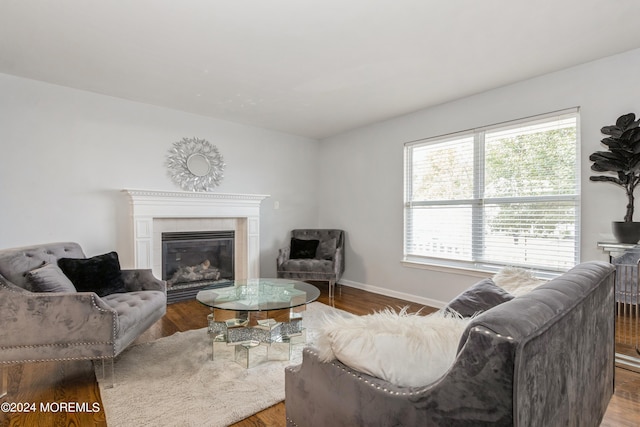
[98,301,347,427]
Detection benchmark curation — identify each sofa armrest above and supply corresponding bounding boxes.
[0,288,116,354]
[286,328,516,427]
[286,347,424,427]
[333,247,344,279]
[277,247,290,268]
[121,269,166,293]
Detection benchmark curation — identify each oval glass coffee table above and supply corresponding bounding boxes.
[196,278,320,368]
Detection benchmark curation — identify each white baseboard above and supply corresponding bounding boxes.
[337,279,447,309]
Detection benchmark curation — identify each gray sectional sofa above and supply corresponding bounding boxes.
[0,242,166,396]
[285,261,616,426]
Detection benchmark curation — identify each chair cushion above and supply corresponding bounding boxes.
[101,290,166,337]
[445,278,514,317]
[25,263,77,293]
[281,259,333,273]
[58,251,127,297]
[290,238,320,259]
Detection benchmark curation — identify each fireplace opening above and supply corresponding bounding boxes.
[162,230,234,303]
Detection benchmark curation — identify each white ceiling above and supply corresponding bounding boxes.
[2,0,640,140]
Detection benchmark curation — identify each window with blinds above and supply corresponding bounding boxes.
[404,109,580,274]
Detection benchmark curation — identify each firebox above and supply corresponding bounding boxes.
[162,230,234,303]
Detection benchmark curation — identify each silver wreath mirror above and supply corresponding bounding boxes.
[166,137,225,191]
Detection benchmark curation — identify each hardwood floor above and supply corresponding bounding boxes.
[1,282,639,426]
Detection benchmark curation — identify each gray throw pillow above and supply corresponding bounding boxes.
[26,263,77,293]
[316,238,337,260]
[445,278,514,318]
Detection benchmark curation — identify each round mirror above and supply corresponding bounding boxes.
[166,137,225,191]
[187,153,211,177]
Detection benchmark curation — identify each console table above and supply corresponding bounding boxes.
[598,241,640,372]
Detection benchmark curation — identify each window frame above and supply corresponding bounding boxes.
[403,108,581,277]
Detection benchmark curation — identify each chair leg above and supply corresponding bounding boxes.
[1,365,7,398]
[104,358,114,389]
[329,280,335,299]
[95,358,115,389]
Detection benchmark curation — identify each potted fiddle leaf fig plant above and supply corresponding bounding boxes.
[590,112,640,243]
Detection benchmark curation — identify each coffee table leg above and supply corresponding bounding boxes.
[205,305,311,367]
[207,309,230,361]
[207,311,215,361]
[267,339,292,361]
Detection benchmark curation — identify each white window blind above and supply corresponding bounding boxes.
[404,109,580,273]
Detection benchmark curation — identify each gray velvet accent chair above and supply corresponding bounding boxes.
[285,261,616,426]
[277,229,345,298]
[0,242,167,397]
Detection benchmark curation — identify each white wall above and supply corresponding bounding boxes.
[318,48,640,307]
[5,48,640,306]
[0,73,320,277]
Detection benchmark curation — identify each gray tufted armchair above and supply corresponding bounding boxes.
[277,229,345,298]
[0,242,166,397]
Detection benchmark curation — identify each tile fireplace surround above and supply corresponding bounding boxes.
[123,190,269,282]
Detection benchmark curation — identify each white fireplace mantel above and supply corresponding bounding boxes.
[123,189,269,280]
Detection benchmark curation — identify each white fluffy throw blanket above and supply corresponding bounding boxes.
[315,308,470,387]
[492,267,546,297]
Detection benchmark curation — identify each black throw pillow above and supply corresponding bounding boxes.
[445,278,514,318]
[290,238,320,259]
[58,251,127,297]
